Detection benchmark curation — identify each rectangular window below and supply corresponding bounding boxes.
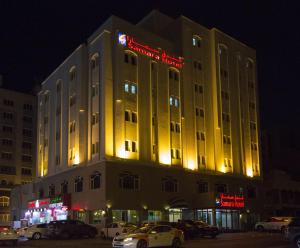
[170,122,174,132]
[125,141,130,151]
[174,98,179,107]
[124,82,129,92]
[132,141,137,152]
[198,182,208,193]
[131,83,137,94]
[171,149,174,159]
[124,53,129,63]
[125,111,130,121]
[200,132,205,141]
[176,149,181,159]
[175,123,180,133]
[132,112,137,123]
[169,97,173,106]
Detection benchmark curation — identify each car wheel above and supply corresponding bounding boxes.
[295,236,300,248]
[32,232,42,240]
[137,239,148,248]
[172,238,181,248]
[256,226,264,232]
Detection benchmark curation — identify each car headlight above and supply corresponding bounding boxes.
[124,237,133,242]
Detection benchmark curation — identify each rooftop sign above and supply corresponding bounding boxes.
[118,33,184,69]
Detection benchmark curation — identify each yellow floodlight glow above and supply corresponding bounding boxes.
[74,153,80,165]
[159,152,171,165]
[117,144,128,159]
[246,167,253,177]
[187,159,196,170]
[220,164,226,173]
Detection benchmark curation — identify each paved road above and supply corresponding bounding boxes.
[3,232,293,248]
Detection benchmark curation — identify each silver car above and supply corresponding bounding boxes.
[21,223,48,240]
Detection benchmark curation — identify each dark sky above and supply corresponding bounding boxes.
[0,0,299,129]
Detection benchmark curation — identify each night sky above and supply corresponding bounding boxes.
[0,0,299,129]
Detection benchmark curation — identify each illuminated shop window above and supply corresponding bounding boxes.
[90,171,101,189]
[119,172,139,191]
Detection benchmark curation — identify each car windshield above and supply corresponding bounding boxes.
[132,226,152,234]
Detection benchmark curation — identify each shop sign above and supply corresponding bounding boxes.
[215,193,245,208]
[49,202,63,208]
[28,198,50,209]
[118,32,184,69]
[50,196,62,204]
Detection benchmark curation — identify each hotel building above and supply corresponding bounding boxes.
[11,11,262,230]
[0,87,36,225]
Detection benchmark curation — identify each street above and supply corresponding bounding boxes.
[8,232,292,248]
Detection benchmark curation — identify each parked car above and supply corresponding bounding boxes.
[285,217,300,248]
[20,223,48,240]
[101,222,136,239]
[47,220,98,239]
[194,220,220,238]
[0,228,18,246]
[112,225,184,248]
[255,217,292,232]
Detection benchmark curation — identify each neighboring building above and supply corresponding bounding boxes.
[11,10,262,230]
[263,170,300,217]
[0,87,36,225]
[261,127,300,217]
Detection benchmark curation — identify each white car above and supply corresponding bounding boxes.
[112,225,184,248]
[0,228,18,245]
[20,223,48,240]
[255,217,292,232]
[101,222,136,239]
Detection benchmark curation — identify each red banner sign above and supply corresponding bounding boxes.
[216,193,245,208]
[28,198,50,209]
[119,33,184,69]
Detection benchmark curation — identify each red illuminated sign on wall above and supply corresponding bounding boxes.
[119,33,184,69]
[216,194,245,208]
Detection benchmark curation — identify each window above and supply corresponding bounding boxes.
[198,182,208,193]
[119,172,139,190]
[92,84,99,97]
[215,184,227,193]
[222,113,230,122]
[3,139,13,146]
[174,98,179,107]
[170,96,179,108]
[90,172,101,189]
[3,112,13,120]
[132,112,137,123]
[125,140,130,151]
[56,130,60,140]
[55,155,60,165]
[125,111,130,121]
[0,166,16,175]
[132,141,137,152]
[124,82,129,92]
[124,53,129,63]
[70,95,76,107]
[196,131,200,140]
[22,155,32,162]
[171,149,175,159]
[70,68,77,81]
[23,104,33,111]
[131,56,137,65]
[92,113,99,125]
[131,83,137,94]
[3,99,14,106]
[192,36,201,48]
[61,181,68,194]
[56,82,62,92]
[176,149,181,159]
[23,116,32,123]
[175,123,180,133]
[170,122,174,132]
[49,184,55,197]
[23,128,32,137]
[195,84,203,94]
[91,55,99,70]
[200,132,205,141]
[194,61,202,70]
[69,121,76,133]
[21,168,32,175]
[0,196,9,207]
[221,91,229,100]
[3,126,13,133]
[74,176,83,192]
[92,142,99,154]
[249,102,255,110]
[1,152,12,160]
[162,177,178,192]
[250,122,257,130]
[251,143,258,151]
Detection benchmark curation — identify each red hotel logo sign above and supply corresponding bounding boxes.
[118,33,184,69]
[28,198,50,209]
[216,193,245,208]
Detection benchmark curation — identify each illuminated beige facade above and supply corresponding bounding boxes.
[13,11,262,229]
